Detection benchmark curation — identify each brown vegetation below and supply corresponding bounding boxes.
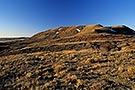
[1,24,135,89]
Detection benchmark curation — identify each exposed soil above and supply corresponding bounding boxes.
[1,24,135,90]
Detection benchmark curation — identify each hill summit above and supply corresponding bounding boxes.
[31,24,135,41]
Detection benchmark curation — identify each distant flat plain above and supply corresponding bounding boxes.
[0,37,28,42]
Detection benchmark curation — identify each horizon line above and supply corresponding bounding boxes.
[0,36,30,38]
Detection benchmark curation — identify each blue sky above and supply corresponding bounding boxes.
[0,0,135,37]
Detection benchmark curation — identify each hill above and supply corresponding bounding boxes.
[1,24,135,90]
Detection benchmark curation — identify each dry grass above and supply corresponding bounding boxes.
[1,24,135,89]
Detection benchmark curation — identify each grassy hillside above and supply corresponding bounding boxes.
[0,24,135,90]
